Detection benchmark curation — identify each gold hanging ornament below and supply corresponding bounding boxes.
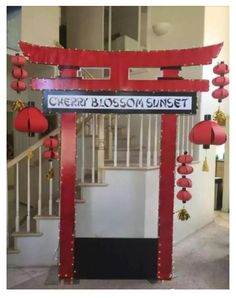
[202,156,209,172]
[27,149,34,160]
[11,99,25,111]
[213,108,226,126]
[202,149,209,172]
[47,167,54,180]
[178,205,191,221]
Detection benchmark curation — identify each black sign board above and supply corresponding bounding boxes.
[43,90,197,114]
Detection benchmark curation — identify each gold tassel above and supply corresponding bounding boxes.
[12,99,25,111]
[213,108,226,126]
[27,149,34,160]
[47,167,54,180]
[202,156,209,172]
[178,206,191,221]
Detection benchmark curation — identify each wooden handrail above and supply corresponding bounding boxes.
[7,114,93,169]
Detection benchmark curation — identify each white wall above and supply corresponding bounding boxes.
[76,169,158,238]
[202,7,229,212]
[21,6,60,46]
[145,6,229,243]
[66,7,104,50]
[111,7,139,42]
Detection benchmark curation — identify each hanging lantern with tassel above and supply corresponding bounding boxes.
[14,101,48,137]
[212,61,229,126]
[43,136,59,180]
[176,151,193,221]
[189,114,227,172]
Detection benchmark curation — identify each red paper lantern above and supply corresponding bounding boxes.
[11,55,27,66]
[176,177,192,188]
[177,165,193,175]
[177,189,192,202]
[189,114,227,149]
[43,150,59,160]
[213,62,229,75]
[176,153,193,164]
[12,67,28,79]
[212,88,229,101]
[11,80,27,91]
[212,76,229,87]
[43,137,58,149]
[14,102,48,136]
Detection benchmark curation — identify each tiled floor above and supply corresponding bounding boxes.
[7,211,229,289]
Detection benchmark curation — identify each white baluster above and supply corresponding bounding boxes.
[108,114,113,160]
[49,161,53,216]
[92,114,95,183]
[147,115,151,167]
[126,114,130,167]
[182,115,185,153]
[139,115,143,167]
[81,115,85,183]
[38,146,42,216]
[176,115,180,157]
[190,115,194,156]
[153,115,158,166]
[186,115,190,153]
[27,158,31,232]
[95,114,98,136]
[89,116,93,135]
[15,163,20,232]
[114,114,118,167]
[97,114,105,183]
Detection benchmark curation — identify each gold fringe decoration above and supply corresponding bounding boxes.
[47,167,54,180]
[11,99,25,111]
[213,109,226,126]
[178,206,191,221]
[27,149,34,160]
[202,156,209,172]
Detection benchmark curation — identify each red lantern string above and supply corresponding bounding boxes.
[176,151,193,221]
[10,54,28,111]
[43,136,59,180]
[212,61,229,126]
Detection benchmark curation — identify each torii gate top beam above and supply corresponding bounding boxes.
[19,41,222,92]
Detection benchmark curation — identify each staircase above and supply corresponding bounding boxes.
[7,104,197,267]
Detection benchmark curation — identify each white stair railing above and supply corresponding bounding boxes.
[7,114,94,240]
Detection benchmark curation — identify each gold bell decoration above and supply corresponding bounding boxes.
[178,205,191,221]
[11,99,25,111]
[27,149,34,160]
[47,167,54,180]
[213,108,226,126]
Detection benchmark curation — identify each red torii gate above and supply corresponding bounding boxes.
[20,41,222,282]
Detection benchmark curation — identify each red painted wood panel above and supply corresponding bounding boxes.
[31,77,209,92]
[19,41,222,68]
[59,113,77,281]
[157,114,177,280]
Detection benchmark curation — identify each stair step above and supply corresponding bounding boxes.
[56,199,86,203]
[34,215,60,220]
[79,183,108,187]
[7,248,20,254]
[11,232,43,237]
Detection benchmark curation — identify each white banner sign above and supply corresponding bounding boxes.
[43,91,196,114]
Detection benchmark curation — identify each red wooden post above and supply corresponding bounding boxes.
[157,114,177,280]
[58,68,78,282]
